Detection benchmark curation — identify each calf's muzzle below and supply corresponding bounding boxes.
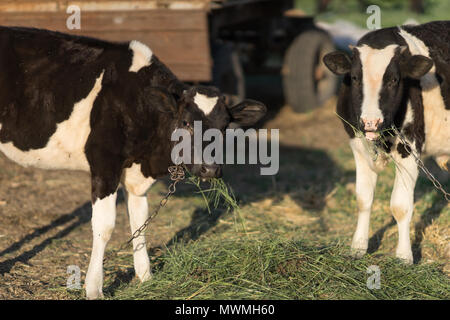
[361,118,383,132]
[200,164,222,179]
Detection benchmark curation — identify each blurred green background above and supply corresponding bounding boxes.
[296,0,450,27]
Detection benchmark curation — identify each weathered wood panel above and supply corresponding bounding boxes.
[0,7,211,81]
[0,1,210,12]
[82,30,210,64]
[0,10,206,31]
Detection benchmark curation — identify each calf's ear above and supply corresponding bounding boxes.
[323,51,352,75]
[228,99,266,127]
[401,55,433,79]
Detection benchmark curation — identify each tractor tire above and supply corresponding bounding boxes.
[282,29,337,113]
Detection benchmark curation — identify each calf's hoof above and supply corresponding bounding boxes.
[136,268,152,283]
[86,288,104,300]
[350,247,367,259]
[134,258,152,282]
[396,249,413,265]
[85,283,104,300]
[350,239,368,258]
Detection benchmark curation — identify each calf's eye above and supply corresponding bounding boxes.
[389,78,399,86]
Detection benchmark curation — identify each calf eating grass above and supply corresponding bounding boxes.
[0,26,266,299]
[323,21,450,264]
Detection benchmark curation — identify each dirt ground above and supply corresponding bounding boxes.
[0,94,448,299]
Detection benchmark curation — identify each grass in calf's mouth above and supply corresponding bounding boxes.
[335,112,396,160]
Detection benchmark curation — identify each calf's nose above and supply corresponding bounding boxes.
[361,118,383,131]
[200,164,222,178]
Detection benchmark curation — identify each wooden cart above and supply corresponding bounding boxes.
[0,0,337,112]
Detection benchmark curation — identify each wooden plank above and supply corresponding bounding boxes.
[80,30,210,63]
[0,9,212,81]
[66,1,209,11]
[168,62,211,81]
[0,1,58,13]
[0,10,207,31]
[0,1,210,12]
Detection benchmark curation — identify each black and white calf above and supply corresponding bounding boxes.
[323,21,450,263]
[0,26,266,299]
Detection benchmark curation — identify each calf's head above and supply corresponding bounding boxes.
[323,45,433,140]
[149,85,266,179]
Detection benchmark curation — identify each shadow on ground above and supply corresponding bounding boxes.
[0,203,91,275]
[0,192,125,275]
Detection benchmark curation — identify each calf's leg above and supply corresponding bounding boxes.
[85,192,117,299]
[124,190,152,282]
[390,153,418,264]
[349,138,378,257]
[84,135,123,299]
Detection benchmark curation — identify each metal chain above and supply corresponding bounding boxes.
[104,164,185,261]
[391,126,450,202]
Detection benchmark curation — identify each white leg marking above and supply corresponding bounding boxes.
[350,138,378,257]
[85,192,117,299]
[390,152,418,264]
[125,190,152,282]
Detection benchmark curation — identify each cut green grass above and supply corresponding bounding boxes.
[110,236,450,300]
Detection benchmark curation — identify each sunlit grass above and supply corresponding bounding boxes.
[111,237,449,300]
